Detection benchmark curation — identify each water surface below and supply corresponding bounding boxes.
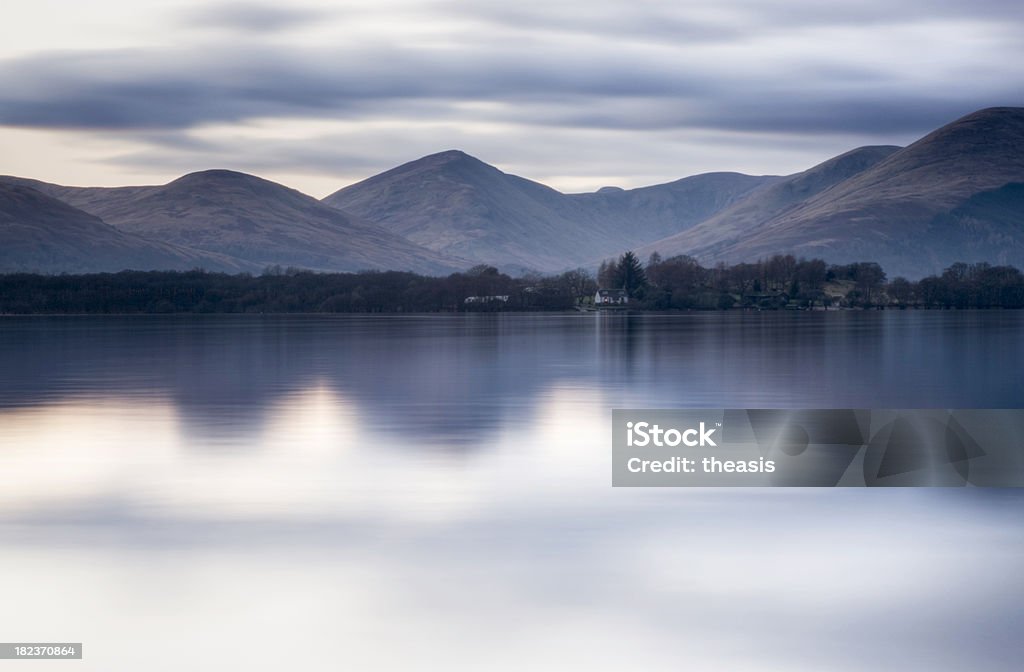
[1,313,1022,670]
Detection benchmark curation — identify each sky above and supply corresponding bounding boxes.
[1,0,1022,197]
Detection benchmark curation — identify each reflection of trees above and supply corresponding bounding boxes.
[1,312,1019,449]
[0,316,603,447]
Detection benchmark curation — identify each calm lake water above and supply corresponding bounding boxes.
[1,312,1022,670]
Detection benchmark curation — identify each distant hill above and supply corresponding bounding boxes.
[3,170,466,275]
[653,107,1024,278]
[322,150,775,271]
[634,145,901,262]
[922,182,1024,269]
[569,170,782,248]
[4,106,1024,279]
[0,176,159,215]
[0,182,248,274]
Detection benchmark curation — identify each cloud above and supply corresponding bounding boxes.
[180,2,328,34]
[1,0,1023,191]
[1,35,1018,135]
[440,0,1024,44]
[0,44,717,130]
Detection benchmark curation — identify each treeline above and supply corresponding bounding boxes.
[0,256,1022,314]
[0,265,593,314]
[600,252,1024,309]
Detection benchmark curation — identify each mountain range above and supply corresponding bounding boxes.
[0,182,248,274]
[2,106,1022,278]
[1,170,463,275]
[322,150,776,271]
[636,107,1024,277]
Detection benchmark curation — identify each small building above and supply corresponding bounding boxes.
[595,288,628,306]
[463,295,510,304]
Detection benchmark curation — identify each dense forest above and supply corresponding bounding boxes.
[1,254,1023,313]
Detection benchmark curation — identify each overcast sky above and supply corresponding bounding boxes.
[2,0,1022,196]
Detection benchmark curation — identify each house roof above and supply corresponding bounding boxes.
[597,288,627,296]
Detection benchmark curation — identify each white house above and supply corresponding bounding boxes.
[464,295,510,304]
[595,289,628,305]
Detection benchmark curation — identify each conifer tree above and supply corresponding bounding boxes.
[616,250,648,296]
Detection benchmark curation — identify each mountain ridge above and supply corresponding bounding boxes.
[4,106,1023,279]
[2,170,467,275]
[663,107,1024,277]
[323,150,778,271]
[0,182,251,274]
[634,145,902,263]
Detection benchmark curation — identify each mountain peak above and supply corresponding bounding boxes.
[162,169,317,204]
[169,169,267,186]
[409,149,492,171]
[956,106,1024,123]
[428,149,472,160]
[915,106,1024,149]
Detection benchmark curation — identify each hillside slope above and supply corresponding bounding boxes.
[323,150,775,271]
[0,182,249,273]
[636,145,901,261]
[683,108,1024,277]
[4,171,466,275]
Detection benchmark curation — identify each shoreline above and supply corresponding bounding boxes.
[1,307,1020,317]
